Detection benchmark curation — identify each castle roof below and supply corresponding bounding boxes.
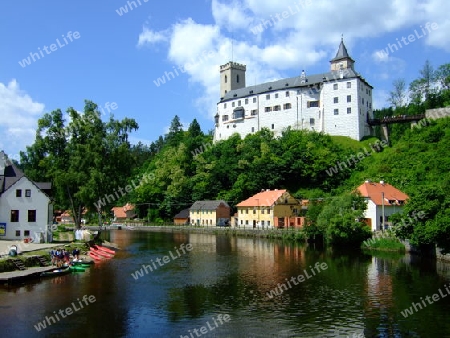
[330,38,354,63]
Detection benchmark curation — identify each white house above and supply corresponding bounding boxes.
[214,38,374,142]
[357,180,409,231]
[0,151,53,242]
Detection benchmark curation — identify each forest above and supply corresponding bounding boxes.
[19,61,450,249]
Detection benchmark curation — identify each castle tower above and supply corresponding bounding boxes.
[220,61,246,98]
[330,37,355,72]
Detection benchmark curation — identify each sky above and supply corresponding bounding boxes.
[1,0,449,158]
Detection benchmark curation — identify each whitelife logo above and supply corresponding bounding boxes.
[18,31,81,68]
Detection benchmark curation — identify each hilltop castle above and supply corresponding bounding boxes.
[214,39,374,142]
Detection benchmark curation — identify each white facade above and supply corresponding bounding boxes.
[364,200,405,232]
[0,177,52,242]
[214,40,373,142]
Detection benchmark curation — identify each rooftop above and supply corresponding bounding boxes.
[357,181,409,206]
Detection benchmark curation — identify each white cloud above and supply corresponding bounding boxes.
[137,28,169,47]
[0,79,44,156]
[138,0,450,118]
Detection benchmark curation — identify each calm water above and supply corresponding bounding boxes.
[2,229,450,338]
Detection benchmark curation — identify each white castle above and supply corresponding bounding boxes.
[214,39,374,142]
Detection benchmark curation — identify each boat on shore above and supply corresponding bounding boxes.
[94,245,116,255]
[88,251,103,261]
[40,266,71,277]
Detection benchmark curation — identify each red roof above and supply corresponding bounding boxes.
[111,203,135,218]
[237,189,287,207]
[357,181,408,206]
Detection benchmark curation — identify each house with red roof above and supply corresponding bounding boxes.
[356,180,409,231]
[111,203,136,221]
[236,189,304,229]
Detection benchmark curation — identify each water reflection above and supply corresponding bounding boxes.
[1,230,450,337]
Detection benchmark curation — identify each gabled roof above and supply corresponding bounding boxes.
[330,38,354,62]
[190,200,229,211]
[174,208,190,219]
[237,189,288,207]
[2,159,24,193]
[357,181,409,206]
[111,203,136,218]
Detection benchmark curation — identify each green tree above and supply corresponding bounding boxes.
[21,100,139,228]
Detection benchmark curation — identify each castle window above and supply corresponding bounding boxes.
[251,109,258,116]
[310,118,315,126]
[265,107,272,112]
[286,91,290,97]
[275,93,279,99]
[308,101,319,108]
[334,97,339,103]
[347,95,351,103]
[271,124,274,129]
[334,109,339,115]
[238,100,241,106]
[224,103,227,109]
[251,127,255,132]
[245,98,248,104]
[366,88,369,95]
[222,115,229,121]
[232,102,235,107]
[253,97,257,103]
[347,82,351,88]
[283,103,292,110]
[266,94,270,100]
[225,75,227,83]
[333,83,338,90]
[273,105,281,111]
[237,75,240,83]
[362,98,365,104]
[233,108,245,119]
[347,107,352,114]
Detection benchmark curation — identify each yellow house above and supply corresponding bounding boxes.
[236,189,303,229]
[189,200,231,226]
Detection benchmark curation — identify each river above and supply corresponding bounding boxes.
[1,229,450,337]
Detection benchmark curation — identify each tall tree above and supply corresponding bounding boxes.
[21,100,139,228]
[388,79,407,108]
[409,60,436,104]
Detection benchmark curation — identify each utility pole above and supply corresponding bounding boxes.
[381,192,385,231]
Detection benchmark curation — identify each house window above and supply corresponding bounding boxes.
[347,107,352,114]
[283,103,292,110]
[251,109,258,116]
[275,93,279,99]
[224,103,227,109]
[310,118,315,126]
[265,107,272,112]
[347,95,351,103]
[334,109,339,115]
[266,94,270,100]
[11,210,19,222]
[347,82,351,88]
[24,230,30,236]
[245,220,249,225]
[334,97,339,103]
[267,221,270,226]
[253,209,256,214]
[333,83,338,90]
[286,91,290,97]
[271,124,275,129]
[261,220,265,226]
[251,127,255,132]
[246,209,248,214]
[16,189,22,197]
[15,230,20,237]
[232,102,235,107]
[253,97,257,103]
[245,98,248,104]
[28,210,36,222]
[261,209,265,214]
[308,101,319,108]
[238,100,241,106]
[273,105,281,111]
[222,115,229,121]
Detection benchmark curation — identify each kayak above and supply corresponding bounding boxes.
[40,266,71,277]
[69,266,85,272]
[88,252,103,261]
[95,245,116,255]
[90,247,113,258]
[72,260,94,265]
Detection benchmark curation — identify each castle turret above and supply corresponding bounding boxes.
[220,61,246,98]
[330,37,355,72]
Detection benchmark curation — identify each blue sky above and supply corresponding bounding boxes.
[1,0,449,158]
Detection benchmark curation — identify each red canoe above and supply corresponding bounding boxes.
[88,251,103,261]
[90,247,113,258]
[95,245,115,255]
